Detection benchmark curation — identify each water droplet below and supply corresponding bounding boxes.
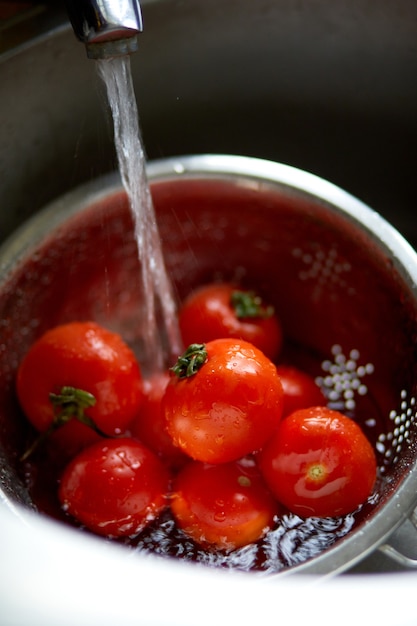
[173,162,185,174]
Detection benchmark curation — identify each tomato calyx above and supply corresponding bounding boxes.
[170,343,208,379]
[230,290,274,320]
[49,386,97,425]
[21,385,106,461]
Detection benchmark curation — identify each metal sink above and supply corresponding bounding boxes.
[1,0,416,247]
[1,0,417,581]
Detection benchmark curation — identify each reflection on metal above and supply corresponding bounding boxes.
[65,0,143,58]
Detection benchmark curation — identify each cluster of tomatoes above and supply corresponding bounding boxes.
[16,282,377,552]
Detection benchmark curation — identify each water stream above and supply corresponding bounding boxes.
[96,56,182,374]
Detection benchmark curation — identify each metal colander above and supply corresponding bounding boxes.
[1,154,417,576]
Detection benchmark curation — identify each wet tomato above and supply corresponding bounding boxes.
[178,283,282,361]
[171,457,278,550]
[163,339,284,464]
[130,371,188,470]
[259,406,377,518]
[59,437,170,537]
[47,419,104,463]
[276,364,326,417]
[16,321,144,440]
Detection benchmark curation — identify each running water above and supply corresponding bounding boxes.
[96,56,182,374]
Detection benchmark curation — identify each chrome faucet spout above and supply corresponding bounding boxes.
[65,0,143,59]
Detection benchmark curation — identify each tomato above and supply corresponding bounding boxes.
[47,419,104,462]
[171,457,278,550]
[130,371,188,470]
[59,438,170,537]
[259,406,377,518]
[163,339,284,464]
[179,283,282,361]
[276,364,326,417]
[16,321,144,439]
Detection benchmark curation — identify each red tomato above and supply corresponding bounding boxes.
[259,406,377,518]
[47,419,104,462]
[163,339,284,464]
[16,321,144,438]
[179,283,282,361]
[59,438,170,537]
[276,365,326,417]
[171,457,278,550]
[130,372,188,470]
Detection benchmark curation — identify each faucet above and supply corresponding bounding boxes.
[64,0,143,59]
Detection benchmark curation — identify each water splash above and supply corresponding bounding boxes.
[96,56,182,373]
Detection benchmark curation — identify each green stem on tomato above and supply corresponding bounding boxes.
[20,386,107,462]
[230,290,274,319]
[170,343,208,379]
[49,386,97,428]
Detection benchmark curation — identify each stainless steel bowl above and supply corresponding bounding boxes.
[1,154,417,589]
